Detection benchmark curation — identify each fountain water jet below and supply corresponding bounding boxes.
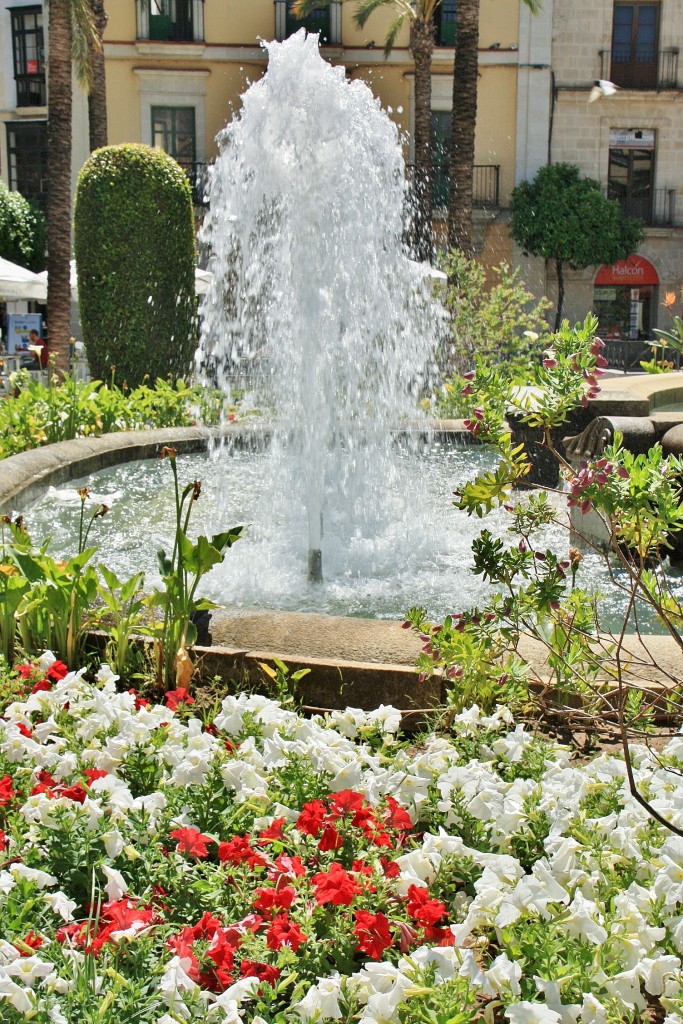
[196,31,441,585]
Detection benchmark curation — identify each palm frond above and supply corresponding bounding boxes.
[382,12,408,56]
[354,0,410,32]
[291,0,333,18]
[522,0,543,13]
[70,0,99,91]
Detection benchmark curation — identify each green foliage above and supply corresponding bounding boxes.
[415,315,683,731]
[435,249,551,391]
[0,179,46,272]
[510,163,644,270]
[147,447,243,688]
[0,373,228,460]
[74,144,197,388]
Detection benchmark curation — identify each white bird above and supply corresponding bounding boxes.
[589,79,620,102]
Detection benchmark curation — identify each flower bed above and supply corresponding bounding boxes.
[2,656,683,1023]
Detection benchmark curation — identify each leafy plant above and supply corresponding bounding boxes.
[74,144,197,387]
[148,446,243,688]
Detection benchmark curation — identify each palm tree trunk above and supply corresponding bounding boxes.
[88,0,108,151]
[555,259,565,331]
[447,0,479,256]
[410,16,434,263]
[47,0,74,375]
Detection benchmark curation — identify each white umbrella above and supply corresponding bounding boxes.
[43,262,215,299]
[0,257,47,302]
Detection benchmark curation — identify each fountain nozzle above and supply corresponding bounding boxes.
[308,549,323,582]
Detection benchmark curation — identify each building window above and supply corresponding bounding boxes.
[152,106,196,173]
[431,111,452,207]
[136,0,204,43]
[6,120,48,208]
[436,0,457,46]
[275,1,341,44]
[10,5,46,107]
[608,127,654,223]
[611,2,659,89]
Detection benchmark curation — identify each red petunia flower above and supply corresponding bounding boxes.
[253,885,296,915]
[128,688,149,710]
[383,796,413,832]
[14,931,43,955]
[170,826,213,858]
[240,960,280,986]
[406,884,447,926]
[354,909,394,960]
[46,660,69,682]
[31,678,52,694]
[218,834,267,868]
[0,775,15,806]
[257,816,286,844]
[266,912,307,952]
[17,664,35,679]
[164,687,195,711]
[83,768,108,785]
[0,830,6,852]
[15,723,33,739]
[380,856,401,879]
[269,854,306,882]
[312,862,361,906]
[330,790,365,819]
[317,821,343,852]
[296,799,326,837]
[59,784,87,804]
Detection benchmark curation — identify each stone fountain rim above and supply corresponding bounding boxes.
[1,425,680,720]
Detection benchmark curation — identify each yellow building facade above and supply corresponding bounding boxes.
[100,0,550,266]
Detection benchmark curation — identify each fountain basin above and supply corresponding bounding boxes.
[3,429,682,722]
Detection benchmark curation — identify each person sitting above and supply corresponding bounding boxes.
[28,329,49,368]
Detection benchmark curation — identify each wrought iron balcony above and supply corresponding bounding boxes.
[419,163,500,210]
[606,188,676,227]
[599,47,679,90]
[136,0,204,43]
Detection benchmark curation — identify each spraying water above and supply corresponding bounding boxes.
[196,31,442,584]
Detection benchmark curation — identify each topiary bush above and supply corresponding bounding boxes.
[0,179,46,271]
[74,144,197,387]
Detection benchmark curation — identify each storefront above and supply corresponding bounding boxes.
[593,255,659,340]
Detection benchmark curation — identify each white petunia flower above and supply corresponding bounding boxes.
[505,1002,562,1024]
[294,975,344,1020]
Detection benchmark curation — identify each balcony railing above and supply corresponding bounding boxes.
[15,73,46,107]
[407,164,500,211]
[599,47,679,89]
[605,188,676,227]
[136,0,204,43]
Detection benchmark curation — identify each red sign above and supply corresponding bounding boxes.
[595,255,659,287]
[26,60,39,75]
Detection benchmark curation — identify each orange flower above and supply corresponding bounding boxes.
[664,291,676,309]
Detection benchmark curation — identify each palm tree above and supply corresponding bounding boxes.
[447,0,541,256]
[292,0,441,262]
[47,0,99,374]
[87,0,108,152]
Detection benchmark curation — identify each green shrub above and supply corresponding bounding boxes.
[74,144,197,388]
[0,179,46,271]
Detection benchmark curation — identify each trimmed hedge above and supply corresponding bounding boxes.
[0,179,46,272]
[74,144,197,388]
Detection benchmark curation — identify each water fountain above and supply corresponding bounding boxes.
[195,30,441,585]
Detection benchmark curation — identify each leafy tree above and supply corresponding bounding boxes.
[74,144,197,388]
[510,163,645,330]
[47,0,100,374]
[293,0,440,262]
[0,181,46,272]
